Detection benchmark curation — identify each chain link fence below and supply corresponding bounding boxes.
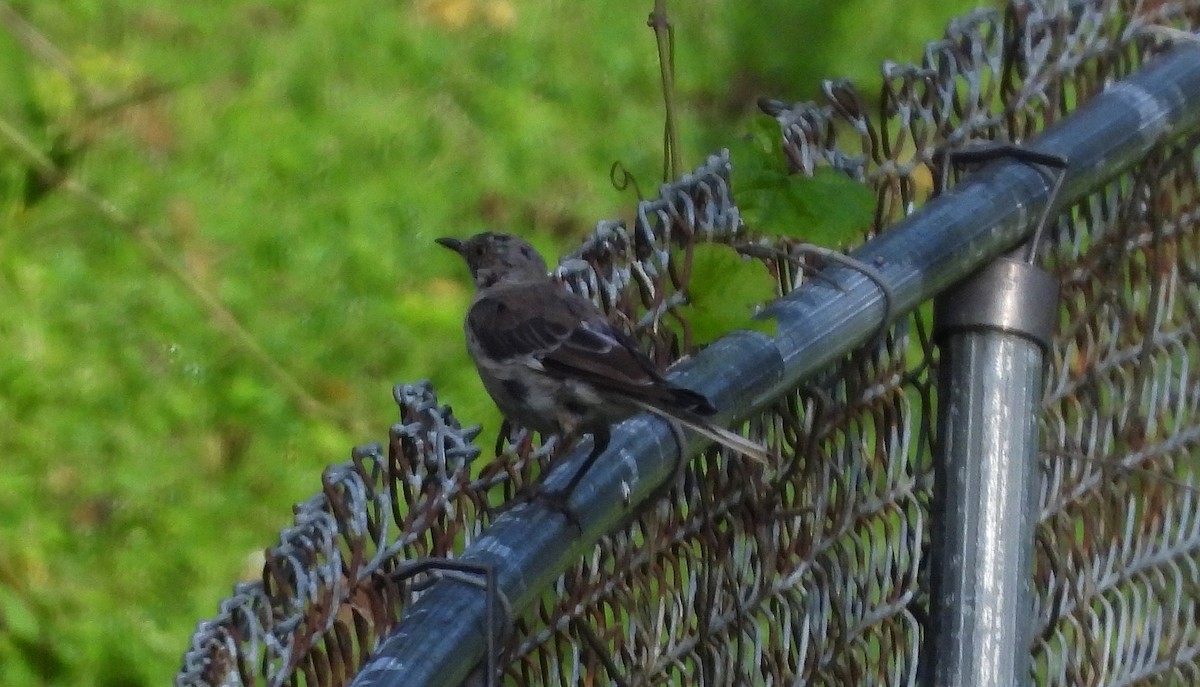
[178,0,1200,684]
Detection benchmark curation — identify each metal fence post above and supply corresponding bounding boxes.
[927,256,1058,686]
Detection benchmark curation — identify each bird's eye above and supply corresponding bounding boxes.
[520,246,532,258]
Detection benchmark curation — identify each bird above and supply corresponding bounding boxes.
[437,231,772,509]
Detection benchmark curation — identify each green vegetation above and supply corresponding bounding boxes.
[0,1,977,684]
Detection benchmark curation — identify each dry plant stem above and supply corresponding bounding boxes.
[649,0,681,181]
[1,2,175,118]
[0,2,93,102]
[0,116,344,426]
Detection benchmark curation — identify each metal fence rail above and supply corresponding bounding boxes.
[179,1,1200,685]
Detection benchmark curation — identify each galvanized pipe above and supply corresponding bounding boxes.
[926,257,1058,686]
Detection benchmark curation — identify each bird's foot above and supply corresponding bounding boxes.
[533,487,583,533]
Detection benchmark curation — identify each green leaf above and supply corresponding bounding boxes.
[684,243,777,344]
[777,168,876,244]
[729,117,874,245]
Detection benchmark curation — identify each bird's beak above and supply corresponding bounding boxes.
[435,237,464,254]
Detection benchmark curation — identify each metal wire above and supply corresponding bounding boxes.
[179,1,1200,685]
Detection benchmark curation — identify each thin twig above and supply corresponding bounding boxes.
[0,116,344,426]
[0,2,93,104]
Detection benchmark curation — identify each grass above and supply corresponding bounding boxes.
[0,1,978,684]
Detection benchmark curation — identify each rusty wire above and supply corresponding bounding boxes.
[179,1,1200,685]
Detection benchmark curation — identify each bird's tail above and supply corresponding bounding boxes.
[630,399,776,467]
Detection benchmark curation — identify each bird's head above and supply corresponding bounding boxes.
[436,232,549,288]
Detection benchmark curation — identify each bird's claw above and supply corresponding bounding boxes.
[533,488,583,533]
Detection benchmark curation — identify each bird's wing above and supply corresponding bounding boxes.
[468,283,690,402]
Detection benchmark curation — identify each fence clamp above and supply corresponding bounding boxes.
[934,256,1058,350]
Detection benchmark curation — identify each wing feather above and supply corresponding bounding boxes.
[467,282,714,414]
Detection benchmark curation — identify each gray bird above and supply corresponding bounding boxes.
[437,231,771,503]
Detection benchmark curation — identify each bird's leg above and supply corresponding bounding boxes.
[558,427,611,497]
[536,427,611,530]
[542,416,699,522]
[493,418,512,457]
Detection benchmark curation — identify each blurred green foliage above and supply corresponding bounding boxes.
[0,0,977,684]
